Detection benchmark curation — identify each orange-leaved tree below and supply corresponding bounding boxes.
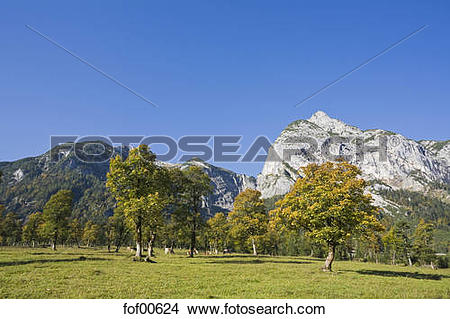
[270,161,384,271]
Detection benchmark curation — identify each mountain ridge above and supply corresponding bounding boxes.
[0,111,448,222]
[0,143,256,220]
[257,110,449,198]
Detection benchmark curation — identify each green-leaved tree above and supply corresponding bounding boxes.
[82,221,103,247]
[174,166,212,258]
[106,208,131,253]
[22,212,44,247]
[383,221,413,266]
[42,190,73,250]
[1,212,22,246]
[413,219,435,267]
[229,189,268,256]
[68,218,83,248]
[206,212,229,254]
[107,145,169,259]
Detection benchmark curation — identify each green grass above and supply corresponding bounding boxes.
[0,247,449,298]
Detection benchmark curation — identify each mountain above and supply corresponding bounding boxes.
[418,140,450,166]
[0,144,255,221]
[0,143,117,222]
[175,158,256,218]
[0,111,448,224]
[257,111,449,251]
[257,111,449,208]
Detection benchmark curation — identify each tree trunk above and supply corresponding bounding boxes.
[251,238,257,256]
[407,251,413,266]
[115,242,121,253]
[189,217,196,258]
[323,244,335,271]
[135,225,142,258]
[148,232,156,258]
[52,234,57,251]
[136,240,141,258]
[392,251,396,265]
[114,232,123,253]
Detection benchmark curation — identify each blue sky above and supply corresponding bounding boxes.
[0,0,449,176]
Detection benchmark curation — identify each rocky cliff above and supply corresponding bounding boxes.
[257,111,449,209]
[176,158,256,217]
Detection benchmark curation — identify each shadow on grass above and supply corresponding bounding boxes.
[29,252,96,256]
[0,257,112,267]
[202,254,318,259]
[28,250,117,257]
[193,254,315,264]
[354,269,449,281]
[205,259,312,265]
[207,260,312,265]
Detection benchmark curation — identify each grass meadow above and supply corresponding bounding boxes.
[0,247,449,298]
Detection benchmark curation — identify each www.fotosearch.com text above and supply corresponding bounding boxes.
[122,302,326,316]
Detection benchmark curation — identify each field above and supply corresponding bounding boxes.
[0,247,449,298]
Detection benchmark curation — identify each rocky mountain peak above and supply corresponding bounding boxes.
[308,110,361,136]
[258,111,450,208]
[308,110,331,121]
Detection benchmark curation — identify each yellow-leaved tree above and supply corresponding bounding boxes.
[270,161,384,271]
[106,144,169,260]
[229,189,268,255]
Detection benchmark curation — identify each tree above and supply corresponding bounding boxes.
[0,172,4,244]
[382,227,401,265]
[396,221,413,266]
[0,205,4,243]
[22,212,44,247]
[107,144,169,260]
[106,208,131,253]
[229,189,268,255]
[383,221,413,266]
[159,217,182,253]
[271,161,384,271]
[124,193,166,258]
[206,212,229,254]
[159,167,190,251]
[362,231,383,263]
[0,212,22,245]
[413,219,435,267]
[175,166,212,258]
[42,190,73,250]
[261,222,286,256]
[82,221,102,247]
[68,219,83,248]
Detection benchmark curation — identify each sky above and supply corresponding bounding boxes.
[0,0,449,176]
